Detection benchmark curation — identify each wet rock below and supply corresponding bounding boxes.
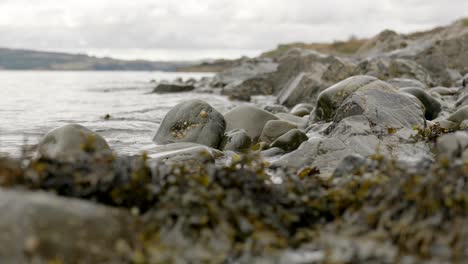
[400,87,442,120]
[260,120,297,144]
[148,142,223,164]
[0,188,136,263]
[447,105,468,124]
[224,105,278,142]
[388,78,427,89]
[332,154,367,177]
[37,124,111,162]
[275,113,308,129]
[290,103,314,117]
[220,129,252,152]
[263,104,289,114]
[436,131,468,159]
[270,129,308,152]
[314,75,395,122]
[153,100,226,148]
[152,82,194,93]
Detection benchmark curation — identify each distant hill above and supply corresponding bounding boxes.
[0,48,197,71]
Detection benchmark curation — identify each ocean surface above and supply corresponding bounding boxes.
[0,71,272,156]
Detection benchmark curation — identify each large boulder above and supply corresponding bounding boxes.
[37,124,111,162]
[332,88,426,130]
[153,100,226,149]
[0,188,136,263]
[313,75,395,122]
[224,105,278,142]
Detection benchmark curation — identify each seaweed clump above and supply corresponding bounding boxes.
[1,150,468,262]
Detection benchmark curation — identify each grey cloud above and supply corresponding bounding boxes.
[0,0,467,59]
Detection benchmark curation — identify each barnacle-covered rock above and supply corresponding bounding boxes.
[153,99,226,148]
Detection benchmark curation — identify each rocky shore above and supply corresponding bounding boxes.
[1,18,468,263]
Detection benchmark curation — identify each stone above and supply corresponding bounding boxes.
[447,105,468,124]
[290,103,314,117]
[333,154,367,177]
[332,88,426,130]
[276,72,324,107]
[314,75,395,122]
[387,78,427,89]
[153,100,226,148]
[148,142,223,164]
[37,124,111,162]
[224,105,278,142]
[261,147,285,158]
[270,129,308,152]
[436,131,468,159]
[152,82,194,93]
[275,113,308,129]
[259,120,297,144]
[220,129,252,152]
[429,87,458,96]
[400,87,442,120]
[0,188,136,263]
[263,104,289,114]
[354,58,434,86]
[463,74,468,88]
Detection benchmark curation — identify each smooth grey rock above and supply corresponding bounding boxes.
[275,113,308,129]
[270,129,308,152]
[400,87,441,120]
[263,104,289,114]
[290,103,314,117]
[0,188,135,263]
[436,131,468,159]
[447,105,468,124]
[463,73,468,88]
[332,88,426,130]
[148,142,223,164]
[333,154,367,177]
[314,75,395,121]
[460,120,468,130]
[38,124,110,162]
[153,100,226,148]
[224,105,278,142]
[220,129,252,152]
[260,120,297,144]
[387,78,426,89]
[152,83,194,93]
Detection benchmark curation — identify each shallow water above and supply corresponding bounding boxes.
[0,71,272,156]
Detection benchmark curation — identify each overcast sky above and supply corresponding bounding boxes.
[0,0,467,60]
